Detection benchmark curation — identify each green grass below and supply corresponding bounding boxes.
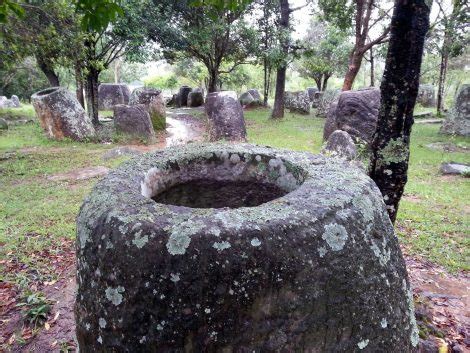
[0,105,36,119]
[243,109,469,272]
[0,106,468,283]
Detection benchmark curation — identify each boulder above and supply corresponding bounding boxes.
[113,104,156,142]
[322,130,357,160]
[31,87,95,141]
[316,90,340,116]
[0,96,15,108]
[187,90,204,107]
[284,91,310,114]
[148,95,166,131]
[417,84,436,107]
[440,84,470,137]
[323,87,380,144]
[11,95,20,107]
[129,87,162,107]
[205,91,246,141]
[0,118,8,130]
[76,143,420,352]
[440,162,470,176]
[98,83,131,110]
[306,87,319,102]
[239,91,255,107]
[177,86,192,107]
[248,89,262,102]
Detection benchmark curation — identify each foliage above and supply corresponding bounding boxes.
[74,0,123,32]
[297,20,351,91]
[16,290,51,328]
[0,57,49,100]
[144,73,179,90]
[134,0,258,91]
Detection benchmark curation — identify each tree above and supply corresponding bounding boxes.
[138,0,257,93]
[254,0,280,106]
[270,0,291,119]
[369,0,430,223]
[297,20,350,91]
[0,0,83,87]
[318,0,392,91]
[428,0,468,114]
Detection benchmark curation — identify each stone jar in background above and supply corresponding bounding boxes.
[440,84,470,137]
[113,104,156,143]
[31,87,95,141]
[75,143,419,352]
[98,83,131,110]
[205,91,246,141]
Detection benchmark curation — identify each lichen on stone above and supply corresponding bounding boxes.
[213,241,231,251]
[357,339,369,349]
[322,223,348,251]
[105,286,125,306]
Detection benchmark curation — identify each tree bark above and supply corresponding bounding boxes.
[85,68,100,126]
[322,74,330,91]
[270,0,290,119]
[207,68,220,93]
[36,56,60,87]
[342,51,363,91]
[75,63,85,108]
[436,51,448,115]
[370,47,375,87]
[369,0,430,223]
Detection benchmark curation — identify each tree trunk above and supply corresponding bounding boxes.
[437,51,448,115]
[85,68,100,126]
[369,0,430,223]
[322,74,330,91]
[342,50,363,91]
[36,56,60,87]
[270,0,290,119]
[75,63,85,108]
[271,65,287,119]
[207,68,220,93]
[370,47,375,87]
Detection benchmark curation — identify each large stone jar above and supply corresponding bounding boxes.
[31,87,94,141]
[98,83,131,110]
[76,143,418,352]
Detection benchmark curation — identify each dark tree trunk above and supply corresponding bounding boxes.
[370,47,375,87]
[207,68,220,93]
[263,60,272,106]
[36,56,60,87]
[85,68,100,126]
[271,65,287,119]
[342,51,363,91]
[75,63,85,108]
[314,77,322,91]
[270,0,290,119]
[436,52,448,115]
[369,0,430,223]
[322,74,330,91]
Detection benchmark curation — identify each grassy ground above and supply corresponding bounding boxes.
[0,105,468,294]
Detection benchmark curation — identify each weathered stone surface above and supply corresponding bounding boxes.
[323,87,380,144]
[417,84,436,107]
[0,118,8,130]
[440,162,470,176]
[440,84,470,137]
[76,143,419,352]
[316,89,340,116]
[177,86,192,107]
[322,129,357,160]
[148,95,166,131]
[240,89,262,108]
[129,87,162,107]
[284,91,310,114]
[187,90,204,107]
[11,95,20,107]
[205,91,246,141]
[239,91,255,106]
[98,83,131,110]
[113,104,156,142]
[0,96,15,108]
[101,146,142,160]
[306,87,319,102]
[248,89,261,101]
[31,87,95,141]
